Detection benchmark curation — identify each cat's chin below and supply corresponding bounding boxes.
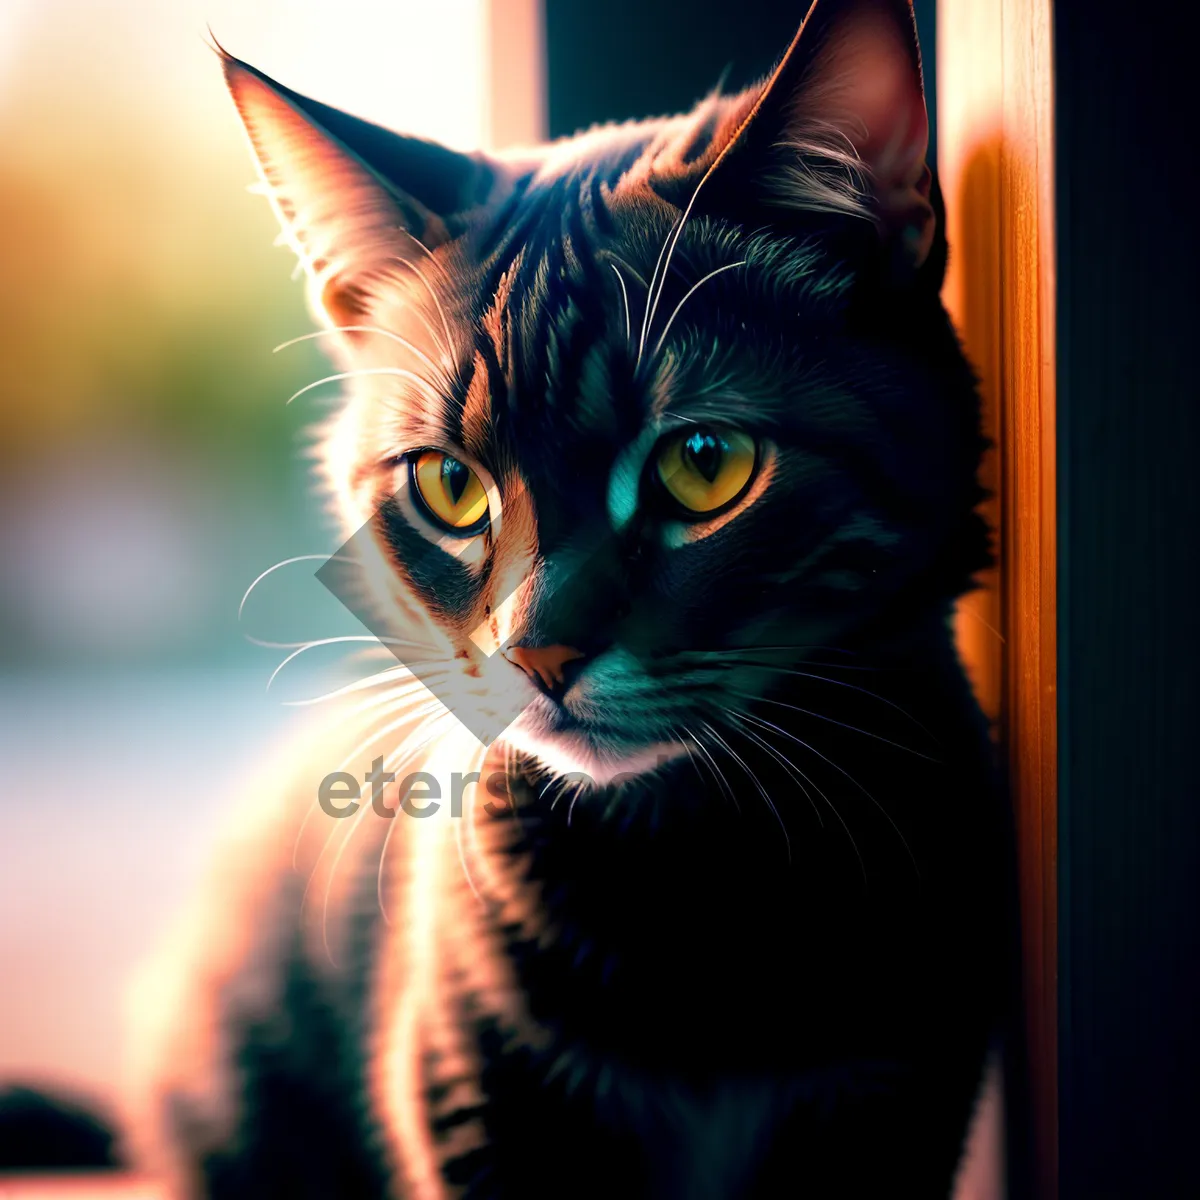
[503,723,687,788]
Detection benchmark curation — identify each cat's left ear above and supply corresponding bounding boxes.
[219,47,518,329]
[705,0,936,272]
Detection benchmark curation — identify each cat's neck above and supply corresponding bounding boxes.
[464,610,998,1065]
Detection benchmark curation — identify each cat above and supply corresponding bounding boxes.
[127,1,1017,1195]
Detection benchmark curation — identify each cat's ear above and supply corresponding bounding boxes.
[220,47,513,328]
[704,0,935,270]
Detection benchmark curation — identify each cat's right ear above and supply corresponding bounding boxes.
[219,46,514,330]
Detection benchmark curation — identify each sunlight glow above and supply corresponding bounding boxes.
[202,0,487,150]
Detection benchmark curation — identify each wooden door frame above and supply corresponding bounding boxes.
[938,1,1057,1195]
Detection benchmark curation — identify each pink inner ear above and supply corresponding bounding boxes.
[828,15,928,170]
[793,4,935,263]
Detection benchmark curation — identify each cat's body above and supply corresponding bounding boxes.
[133,622,1007,1198]
[130,2,1016,1195]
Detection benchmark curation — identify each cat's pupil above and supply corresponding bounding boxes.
[684,431,724,483]
[441,456,470,504]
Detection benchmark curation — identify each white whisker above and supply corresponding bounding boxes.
[739,691,939,762]
[297,696,444,883]
[638,212,683,368]
[266,635,437,692]
[607,252,648,290]
[286,367,440,406]
[680,722,739,813]
[398,228,450,277]
[672,723,709,792]
[736,710,867,885]
[453,738,492,909]
[283,665,450,707]
[400,302,453,363]
[273,326,450,385]
[239,554,354,622]
[610,262,632,346]
[957,600,1006,643]
[308,700,447,962]
[652,260,746,359]
[566,779,587,827]
[726,660,938,743]
[727,714,824,829]
[393,255,456,367]
[375,708,460,924]
[702,719,790,863]
[291,694,437,872]
[638,157,722,369]
[739,708,915,879]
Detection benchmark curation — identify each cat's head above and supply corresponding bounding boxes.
[222,0,987,784]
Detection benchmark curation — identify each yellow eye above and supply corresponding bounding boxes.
[411,450,489,533]
[655,427,758,516]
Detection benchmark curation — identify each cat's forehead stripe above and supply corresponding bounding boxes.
[422,151,858,542]
[459,351,492,455]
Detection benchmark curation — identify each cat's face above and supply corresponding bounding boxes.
[223,0,986,782]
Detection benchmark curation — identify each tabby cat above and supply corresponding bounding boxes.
[130,1,1016,1195]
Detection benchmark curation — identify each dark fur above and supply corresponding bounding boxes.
[138,3,1016,1195]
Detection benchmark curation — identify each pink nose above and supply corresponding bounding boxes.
[503,644,586,691]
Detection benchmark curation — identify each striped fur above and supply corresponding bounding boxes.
[130,4,1014,1196]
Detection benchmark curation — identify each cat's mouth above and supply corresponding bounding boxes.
[504,699,686,787]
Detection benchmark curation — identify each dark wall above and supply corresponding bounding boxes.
[1055,1,1200,1196]
[546,0,937,164]
[546,0,797,136]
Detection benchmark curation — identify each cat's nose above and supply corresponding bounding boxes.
[503,643,587,699]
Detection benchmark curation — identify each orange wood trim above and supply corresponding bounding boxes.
[938,1,1058,1196]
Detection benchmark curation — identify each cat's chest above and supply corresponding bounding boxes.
[603,1067,786,1198]
[500,1041,912,1198]
[516,1043,790,1198]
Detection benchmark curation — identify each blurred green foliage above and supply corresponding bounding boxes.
[0,43,345,669]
